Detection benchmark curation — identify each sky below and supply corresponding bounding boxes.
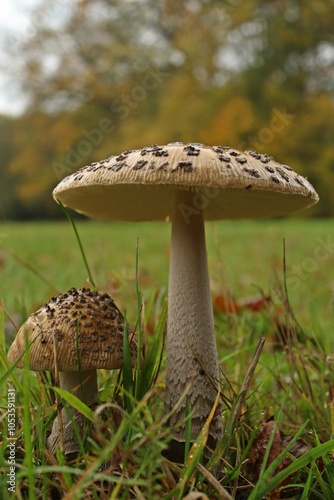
[0,0,39,115]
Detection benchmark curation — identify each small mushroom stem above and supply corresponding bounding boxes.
[47,370,97,458]
[165,189,222,461]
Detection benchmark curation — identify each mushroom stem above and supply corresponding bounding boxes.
[165,189,222,460]
[47,370,97,458]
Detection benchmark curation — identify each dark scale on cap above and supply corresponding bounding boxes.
[271,175,280,183]
[116,154,128,162]
[149,161,156,170]
[183,145,200,157]
[246,150,262,160]
[176,161,193,172]
[46,309,54,319]
[101,312,113,319]
[228,149,239,157]
[276,167,290,182]
[141,146,159,156]
[236,157,247,164]
[212,145,224,154]
[101,293,111,301]
[74,174,84,181]
[217,153,231,163]
[295,176,305,186]
[265,166,275,174]
[259,155,271,164]
[282,164,293,171]
[103,345,115,353]
[159,162,169,170]
[54,330,64,341]
[133,160,148,171]
[244,167,261,179]
[110,162,126,172]
[153,148,169,157]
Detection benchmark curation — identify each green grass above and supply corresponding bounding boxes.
[1,218,332,333]
[1,216,334,498]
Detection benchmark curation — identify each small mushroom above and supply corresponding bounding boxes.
[7,287,137,458]
[52,143,319,460]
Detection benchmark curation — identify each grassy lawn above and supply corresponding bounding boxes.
[1,217,332,330]
[1,217,334,498]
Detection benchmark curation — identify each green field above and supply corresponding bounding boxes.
[1,217,334,498]
[1,217,333,341]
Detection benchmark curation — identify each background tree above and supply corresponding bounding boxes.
[0,0,333,218]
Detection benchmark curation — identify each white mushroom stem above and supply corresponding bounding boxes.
[165,189,222,458]
[47,370,97,457]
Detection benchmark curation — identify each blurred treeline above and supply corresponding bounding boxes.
[0,0,333,220]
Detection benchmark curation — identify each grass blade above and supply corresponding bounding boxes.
[58,201,96,288]
[136,299,167,400]
[178,390,221,496]
[253,439,334,498]
[0,300,5,399]
[123,314,134,414]
[134,238,143,401]
[52,387,95,421]
[184,398,192,462]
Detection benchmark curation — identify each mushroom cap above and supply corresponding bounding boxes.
[53,143,319,221]
[7,288,137,371]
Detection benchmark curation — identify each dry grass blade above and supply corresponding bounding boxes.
[196,462,233,500]
[182,493,210,500]
[231,337,265,437]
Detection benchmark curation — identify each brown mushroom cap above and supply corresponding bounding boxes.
[7,288,137,371]
[52,143,319,221]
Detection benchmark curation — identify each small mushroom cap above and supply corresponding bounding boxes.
[7,288,137,371]
[53,143,319,221]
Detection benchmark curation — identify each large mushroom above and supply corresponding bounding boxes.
[7,287,137,458]
[52,143,319,460]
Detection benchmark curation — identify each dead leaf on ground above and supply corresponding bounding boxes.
[248,419,309,499]
[214,291,271,314]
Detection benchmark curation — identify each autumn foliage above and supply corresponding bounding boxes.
[0,0,333,219]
